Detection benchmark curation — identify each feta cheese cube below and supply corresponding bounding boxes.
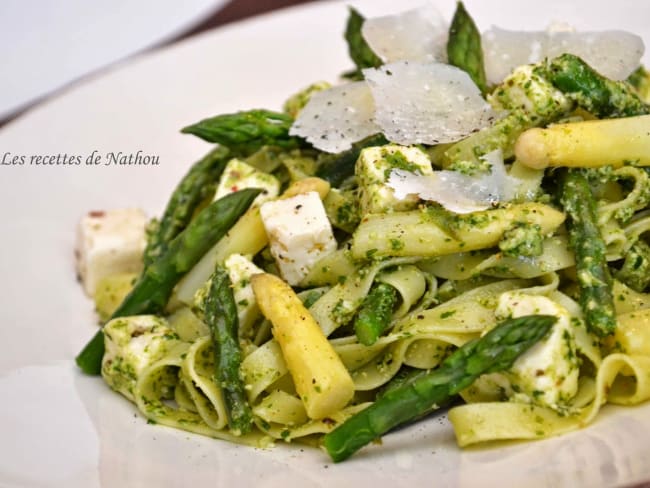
[356,144,434,215]
[260,192,337,285]
[75,208,147,297]
[214,158,280,206]
[488,64,572,117]
[494,291,581,411]
[224,253,265,340]
[102,315,181,401]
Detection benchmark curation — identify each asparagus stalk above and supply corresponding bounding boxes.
[204,266,253,434]
[143,146,232,267]
[251,273,355,420]
[75,188,262,375]
[343,7,383,80]
[626,66,650,103]
[515,115,650,169]
[559,170,616,336]
[376,366,423,399]
[323,314,556,462]
[316,133,388,187]
[181,110,302,153]
[547,53,650,118]
[615,239,650,293]
[375,366,458,421]
[627,66,648,90]
[447,2,488,94]
[354,282,398,346]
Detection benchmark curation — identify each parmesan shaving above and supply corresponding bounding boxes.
[387,149,514,213]
[364,61,496,146]
[289,81,379,153]
[483,27,645,84]
[361,5,448,63]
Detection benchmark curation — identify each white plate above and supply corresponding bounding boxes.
[0,1,649,486]
[0,0,228,119]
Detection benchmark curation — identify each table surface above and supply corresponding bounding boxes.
[0,0,317,128]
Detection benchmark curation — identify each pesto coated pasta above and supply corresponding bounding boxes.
[75,2,650,463]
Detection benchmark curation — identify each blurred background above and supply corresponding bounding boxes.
[0,0,317,126]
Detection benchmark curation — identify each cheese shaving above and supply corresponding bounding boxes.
[387,149,514,213]
[364,61,496,146]
[289,81,379,153]
[483,27,645,84]
[361,5,448,63]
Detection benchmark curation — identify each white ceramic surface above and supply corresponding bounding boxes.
[0,0,228,118]
[0,1,649,487]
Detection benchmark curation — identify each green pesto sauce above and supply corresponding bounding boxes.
[283,81,332,118]
[389,238,405,251]
[448,157,492,175]
[499,221,544,257]
[615,239,650,292]
[336,200,359,228]
[381,148,422,178]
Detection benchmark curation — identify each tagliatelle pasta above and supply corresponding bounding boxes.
[76,2,650,462]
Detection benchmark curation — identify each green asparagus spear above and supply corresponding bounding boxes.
[354,282,398,346]
[204,266,253,434]
[343,7,383,80]
[447,2,487,94]
[559,170,616,336]
[375,366,423,399]
[143,146,232,267]
[547,54,650,118]
[323,314,556,462]
[627,66,650,103]
[181,110,302,153]
[615,239,650,293]
[375,366,458,421]
[316,134,388,187]
[75,188,262,375]
[627,66,648,89]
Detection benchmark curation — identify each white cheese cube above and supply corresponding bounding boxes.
[488,64,572,117]
[259,192,337,286]
[356,144,434,216]
[214,158,280,206]
[75,208,147,297]
[224,253,265,340]
[494,291,580,411]
[101,315,181,401]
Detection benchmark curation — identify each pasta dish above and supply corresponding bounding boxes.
[73,3,650,462]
